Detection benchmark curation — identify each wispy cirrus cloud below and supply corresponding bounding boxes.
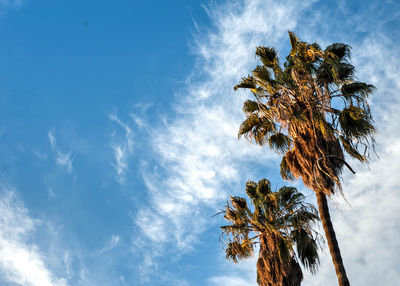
[99,235,120,254]
[0,181,67,286]
[133,0,315,281]
[208,254,257,286]
[109,113,134,184]
[133,0,400,285]
[48,129,73,173]
[0,179,118,286]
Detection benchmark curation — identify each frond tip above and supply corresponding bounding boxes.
[242,100,259,115]
[255,46,279,68]
[234,76,256,91]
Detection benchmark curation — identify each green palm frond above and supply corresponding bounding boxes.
[341,82,375,100]
[238,114,276,145]
[256,178,272,196]
[292,228,320,273]
[242,100,260,115]
[337,62,355,81]
[234,76,257,91]
[252,65,272,84]
[230,196,248,211]
[288,31,299,56]
[269,132,292,154]
[238,114,261,138]
[245,180,257,200]
[224,207,238,222]
[325,43,351,61]
[277,186,303,206]
[225,241,254,263]
[339,106,376,139]
[255,46,279,69]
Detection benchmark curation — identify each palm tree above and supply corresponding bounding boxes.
[234,32,376,286]
[221,179,321,286]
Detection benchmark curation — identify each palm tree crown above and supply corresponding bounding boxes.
[221,179,321,286]
[235,32,375,195]
[234,32,376,286]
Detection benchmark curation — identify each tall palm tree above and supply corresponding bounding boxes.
[234,32,376,286]
[221,179,321,286]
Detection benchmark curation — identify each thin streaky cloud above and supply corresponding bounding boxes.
[109,113,134,184]
[48,129,73,173]
[99,235,120,254]
[134,0,315,279]
[48,130,56,150]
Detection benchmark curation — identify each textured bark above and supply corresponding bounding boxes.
[316,191,350,286]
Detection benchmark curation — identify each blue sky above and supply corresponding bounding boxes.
[0,0,399,285]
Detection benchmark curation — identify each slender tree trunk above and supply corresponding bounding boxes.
[315,190,350,286]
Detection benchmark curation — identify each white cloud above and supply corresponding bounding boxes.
[0,182,67,286]
[63,252,72,278]
[109,114,134,184]
[134,0,400,285]
[35,150,48,160]
[48,130,73,173]
[134,0,315,279]
[99,235,120,254]
[208,254,257,286]
[209,276,253,286]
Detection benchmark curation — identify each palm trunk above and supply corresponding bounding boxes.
[315,190,350,286]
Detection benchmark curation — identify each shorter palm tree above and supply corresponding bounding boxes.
[220,179,321,286]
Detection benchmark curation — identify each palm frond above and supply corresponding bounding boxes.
[325,43,351,61]
[225,241,254,263]
[245,180,257,200]
[230,196,248,211]
[256,178,271,196]
[252,65,272,84]
[339,135,366,162]
[238,114,276,145]
[278,186,302,206]
[238,114,261,138]
[269,132,292,154]
[339,106,376,139]
[242,100,259,115]
[288,31,299,56]
[293,228,320,273]
[255,46,279,68]
[234,76,257,91]
[341,82,375,100]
